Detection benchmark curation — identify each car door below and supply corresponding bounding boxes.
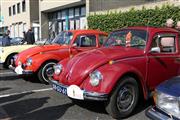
[70,34,98,55]
[147,32,179,90]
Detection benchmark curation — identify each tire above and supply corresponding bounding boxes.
[37,61,57,84]
[105,76,139,119]
[4,54,16,68]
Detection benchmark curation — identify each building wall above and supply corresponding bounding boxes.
[1,0,31,37]
[39,0,85,39]
[1,0,39,39]
[40,0,82,12]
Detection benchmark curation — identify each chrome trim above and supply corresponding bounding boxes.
[50,80,108,101]
[146,106,179,120]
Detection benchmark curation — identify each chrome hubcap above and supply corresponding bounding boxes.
[42,62,56,82]
[116,85,134,112]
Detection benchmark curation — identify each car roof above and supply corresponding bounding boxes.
[68,29,108,36]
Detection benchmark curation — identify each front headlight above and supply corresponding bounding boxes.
[53,64,63,75]
[26,58,33,66]
[89,70,103,87]
[155,90,180,119]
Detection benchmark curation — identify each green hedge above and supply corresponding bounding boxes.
[87,5,180,32]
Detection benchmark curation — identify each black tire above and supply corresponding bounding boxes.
[37,61,57,84]
[4,54,16,68]
[105,76,139,119]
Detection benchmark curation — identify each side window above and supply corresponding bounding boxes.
[74,35,96,47]
[151,34,176,53]
[99,35,107,46]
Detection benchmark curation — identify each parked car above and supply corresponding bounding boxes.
[0,37,36,68]
[51,27,180,119]
[13,30,108,84]
[146,76,180,120]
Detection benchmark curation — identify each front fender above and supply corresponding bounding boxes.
[25,53,62,72]
[82,62,146,97]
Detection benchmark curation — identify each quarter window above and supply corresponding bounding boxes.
[99,35,107,45]
[75,35,96,47]
[151,34,176,53]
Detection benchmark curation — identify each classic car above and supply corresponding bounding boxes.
[51,27,180,119]
[0,37,36,68]
[13,30,108,84]
[146,76,180,120]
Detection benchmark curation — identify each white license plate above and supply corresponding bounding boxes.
[15,65,23,74]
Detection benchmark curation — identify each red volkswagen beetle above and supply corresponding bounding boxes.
[51,27,180,119]
[12,30,107,84]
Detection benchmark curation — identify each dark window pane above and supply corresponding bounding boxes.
[13,5,16,15]
[17,3,20,13]
[9,7,11,16]
[22,0,26,12]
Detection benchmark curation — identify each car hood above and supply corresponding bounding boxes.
[16,44,64,63]
[59,46,144,85]
[157,76,180,97]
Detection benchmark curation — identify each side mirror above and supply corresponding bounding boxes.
[149,47,160,53]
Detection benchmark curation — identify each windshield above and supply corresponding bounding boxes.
[51,31,73,45]
[105,29,148,49]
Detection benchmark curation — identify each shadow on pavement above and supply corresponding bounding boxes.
[0,87,11,92]
[1,97,50,120]
[0,92,33,104]
[17,102,74,120]
[72,100,107,114]
[0,75,20,81]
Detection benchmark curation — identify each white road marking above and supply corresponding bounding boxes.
[0,88,53,98]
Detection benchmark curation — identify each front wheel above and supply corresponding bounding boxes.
[105,76,139,119]
[37,61,57,84]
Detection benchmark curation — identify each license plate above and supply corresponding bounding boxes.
[52,83,67,95]
[15,65,23,74]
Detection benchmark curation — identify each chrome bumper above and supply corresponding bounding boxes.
[146,106,179,120]
[50,80,108,101]
[9,65,33,75]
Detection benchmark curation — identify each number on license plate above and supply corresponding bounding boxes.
[53,84,67,95]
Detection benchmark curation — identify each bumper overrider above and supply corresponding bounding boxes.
[50,80,108,101]
[146,106,179,120]
[9,64,33,75]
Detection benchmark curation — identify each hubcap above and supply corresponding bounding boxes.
[41,62,56,82]
[116,85,135,112]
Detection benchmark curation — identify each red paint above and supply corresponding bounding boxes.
[15,30,108,72]
[55,27,180,100]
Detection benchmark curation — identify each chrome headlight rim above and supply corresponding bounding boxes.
[26,58,33,66]
[155,90,180,119]
[53,64,63,75]
[89,70,103,87]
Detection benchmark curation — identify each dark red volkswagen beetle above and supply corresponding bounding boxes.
[51,27,180,119]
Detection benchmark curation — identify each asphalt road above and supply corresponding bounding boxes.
[0,68,152,120]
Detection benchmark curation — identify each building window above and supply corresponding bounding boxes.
[69,9,74,19]
[75,8,80,17]
[17,3,20,13]
[62,10,66,19]
[22,0,26,12]
[81,6,86,16]
[9,7,12,16]
[57,11,61,19]
[13,5,16,15]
